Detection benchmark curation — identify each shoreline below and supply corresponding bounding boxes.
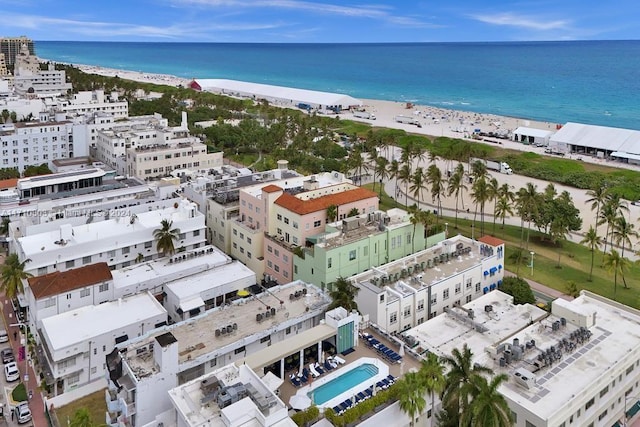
[56,60,559,138]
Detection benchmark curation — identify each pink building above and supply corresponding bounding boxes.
[261,183,379,284]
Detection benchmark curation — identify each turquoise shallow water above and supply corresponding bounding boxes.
[36,40,640,130]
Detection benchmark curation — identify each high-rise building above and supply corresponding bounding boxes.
[0,36,34,71]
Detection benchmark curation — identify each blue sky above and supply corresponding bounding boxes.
[2,0,638,43]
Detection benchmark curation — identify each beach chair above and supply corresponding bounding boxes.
[290,376,301,387]
[309,363,320,378]
[357,391,367,401]
[324,360,334,371]
[332,405,341,415]
[364,388,373,398]
[334,355,346,365]
[315,362,325,375]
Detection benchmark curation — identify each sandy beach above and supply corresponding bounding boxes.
[72,63,193,88]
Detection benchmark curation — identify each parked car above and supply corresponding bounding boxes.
[14,402,32,424]
[1,348,14,364]
[0,329,7,343]
[4,361,19,382]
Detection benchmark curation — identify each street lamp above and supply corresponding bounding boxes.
[530,251,535,277]
[471,224,475,240]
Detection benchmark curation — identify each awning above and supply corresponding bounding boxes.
[611,151,640,161]
[489,267,498,274]
[483,287,489,294]
[180,296,205,312]
[498,264,503,270]
[483,271,489,276]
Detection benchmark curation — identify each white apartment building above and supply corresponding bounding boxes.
[103,281,331,427]
[39,292,167,396]
[0,95,44,120]
[12,198,206,276]
[349,234,505,334]
[54,90,129,119]
[398,290,640,427]
[25,262,114,330]
[0,118,73,172]
[13,45,72,95]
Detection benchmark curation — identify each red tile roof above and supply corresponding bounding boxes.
[478,235,505,247]
[0,178,18,190]
[275,187,378,215]
[27,262,113,299]
[262,185,283,194]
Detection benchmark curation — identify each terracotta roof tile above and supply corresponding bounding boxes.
[27,262,113,300]
[275,187,378,215]
[262,185,283,193]
[478,235,505,247]
[0,178,18,190]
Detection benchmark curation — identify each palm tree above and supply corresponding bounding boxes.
[471,176,490,236]
[612,214,638,258]
[398,163,413,207]
[487,178,500,234]
[447,164,467,228]
[326,204,338,223]
[373,156,389,197]
[461,374,512,427]
[580,225,602,281]
[516,183,539,250]
[585,182,609,240]
[441,344,493,423]
[600,194,629,254]
[397,371,427,427]
[421,210,436,248]
[427,164,445,221]
[410,167,427,209]
[470,159,487,181]
[409,207,423,253]
[603,249,630,300]
[70,408,94,427]
[0,254,32,299]
[327,276,359,312]
[420,352,446,427]
[388,159,400,206]
[153,219,180,256]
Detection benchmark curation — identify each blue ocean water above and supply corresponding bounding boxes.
[36,41,640,130]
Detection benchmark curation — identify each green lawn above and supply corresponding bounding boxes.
[368,184,640,309]
[55,389,107,426]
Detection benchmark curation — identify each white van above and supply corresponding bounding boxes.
[0,329,7,343]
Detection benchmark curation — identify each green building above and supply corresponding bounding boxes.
[294,208,446,290]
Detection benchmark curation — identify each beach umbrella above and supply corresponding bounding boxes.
[289,394,312,410]
[399,342,405,357]
[237,289,251,297]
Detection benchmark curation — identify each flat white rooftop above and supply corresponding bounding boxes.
[168,363,294,427]
[166,260,255,300]
[404,291,640,421]
[41,292,166,352]
[17,199,201,258]
[241,171,349,198]
[123,281,330,376]
[111,245,232,291]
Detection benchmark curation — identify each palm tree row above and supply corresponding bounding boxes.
[397,344,512,427]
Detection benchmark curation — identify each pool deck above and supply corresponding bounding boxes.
[281,327,423,411]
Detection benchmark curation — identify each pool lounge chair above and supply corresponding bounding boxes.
[290,376,301,387]
[333,355,346,365]
[324,360,334,371]
[309,363,320,378]
[314,362,325,375]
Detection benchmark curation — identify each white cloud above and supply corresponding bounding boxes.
[471,12,570,31]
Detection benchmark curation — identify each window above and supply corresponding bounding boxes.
[600,386,609,397]
[293,221,298,229]
[179,233,186,240]
[475,283,481,292]
[277,214,282,221]
[268,245,273,253]
[466,295,472,303]
[403,306,411,318]
[380,294,385,303]
[455,283,461,294]
[58,356,77,370]
[328,258,332,268]
[274,249,279,257]
[314,220,321,227]
[284,217,289,225]
[389,312,397,324]
[443,289,449,300]
[627,364,635,375]
[431,295,437,304]
[193,230,200,237]
[99,283,109,292]
[145,241,152,248]
[525,422,537,427]
[349,250,356,261]
[210,359,217,368]
[247,237,252,244]
[585,397,595,411]
[44,298,56,308]
[67,372,80,385]
[83,255,92,265]
[598,410,608,421]
[108,250,116,258]
[66,260,75,268]
[122,247,130,254]
[417,300,424,311]
[234,346,246,354]
[247,252,252,259]
[233,229,238,236]
[274,265,280,272]
[38,267,48,276]
[240,232,244,240]
[260,335,271,343]
[80,289,90,298]
[233,242,237,249]
[466,278,472,289]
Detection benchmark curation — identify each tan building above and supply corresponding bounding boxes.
[127,142,222,180]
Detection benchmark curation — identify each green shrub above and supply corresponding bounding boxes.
[11,382,27,402]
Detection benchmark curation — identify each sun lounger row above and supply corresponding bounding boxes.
[290,361,332,387]
[364,334,402,362]
[331,378,396,415]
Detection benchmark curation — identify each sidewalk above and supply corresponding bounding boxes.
[1,296,46,427]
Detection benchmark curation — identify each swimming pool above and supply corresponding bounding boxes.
[309,363,379,405]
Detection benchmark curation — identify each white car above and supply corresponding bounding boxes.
[14,402,32,424]
[4,361,19,382]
